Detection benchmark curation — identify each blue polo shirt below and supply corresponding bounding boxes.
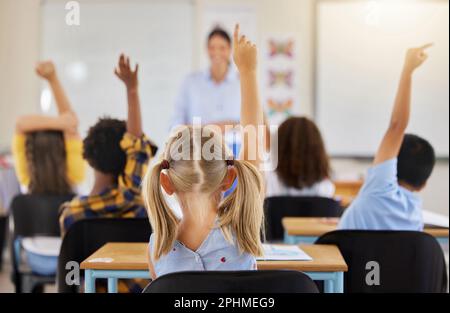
[338,158,424,231]
[171,68,241,127]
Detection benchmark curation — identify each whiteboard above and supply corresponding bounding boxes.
[41,0,194,149]
[316,0,449,157]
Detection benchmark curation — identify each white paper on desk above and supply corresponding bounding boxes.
[423,210,449,228]
[256,244,313,261]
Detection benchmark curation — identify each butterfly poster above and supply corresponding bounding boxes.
[261,34,300,127]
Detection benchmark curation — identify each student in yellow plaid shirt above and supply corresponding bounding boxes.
[59,54,157,293]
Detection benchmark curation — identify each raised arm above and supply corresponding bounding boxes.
[114,54,142,137]
[233,25,264,168]
[15,113,77,136]
[15,61,79,137]
[373,44,432,165]
[36,61,74,115]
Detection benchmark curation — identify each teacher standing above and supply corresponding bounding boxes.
[172,28,241,130]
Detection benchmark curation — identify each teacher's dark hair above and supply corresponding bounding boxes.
[208,27,231,46]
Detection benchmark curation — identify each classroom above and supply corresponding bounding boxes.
[0,0,448,302]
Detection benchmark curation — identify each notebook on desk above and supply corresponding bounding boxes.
[423,210,449,229]
[257,244,313,261]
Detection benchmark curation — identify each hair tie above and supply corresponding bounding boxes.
[226,159,235,167]
[161,160,170,170]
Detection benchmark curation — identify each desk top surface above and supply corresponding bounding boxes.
[282,217,449,238]
[80,242,348,272]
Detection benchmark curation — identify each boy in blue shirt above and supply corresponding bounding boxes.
[339,44,436,231]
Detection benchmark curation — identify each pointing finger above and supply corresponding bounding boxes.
[234,24,240,44]
[419,43,434,51]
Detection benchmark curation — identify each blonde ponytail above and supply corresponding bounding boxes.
[142,161,179,261]
[142,125,266,261]
[218,160,265,257]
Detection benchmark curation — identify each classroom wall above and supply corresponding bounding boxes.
[0,0,41,153]
[0,0,315,150]
[0,0,448,216]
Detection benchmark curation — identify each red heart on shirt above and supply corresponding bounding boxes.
[220,257,226,263]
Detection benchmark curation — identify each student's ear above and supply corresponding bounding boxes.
[221,168,237,191]
[160,172,175,195]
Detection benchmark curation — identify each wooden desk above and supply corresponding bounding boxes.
[333,180,363,207]
[81,242,348,293]
[282,217,450,245]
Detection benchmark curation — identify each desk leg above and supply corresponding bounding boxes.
[85,270,96,293]
[437,237,449,246]
[108,278,118,293]
[284,233,318,245]
[305,272,343,293]
[284,232,296,244]
[325,272,344,293]
[324,277,334,293]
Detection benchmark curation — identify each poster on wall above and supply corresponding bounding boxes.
[261,34,300,127]
[200,3,257,69]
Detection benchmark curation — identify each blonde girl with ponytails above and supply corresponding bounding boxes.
[142,25,266,279]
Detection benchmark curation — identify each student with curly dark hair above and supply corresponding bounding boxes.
[58,54,157,293]
[82,118,127,179]
[59,54,157,237]
[265,116,335,198]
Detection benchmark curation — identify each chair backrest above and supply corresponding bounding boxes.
[11,194,74,238]
[57,218,151,293]
[143,270,319,293]
[264,196,343,241]
[316,230,448,293]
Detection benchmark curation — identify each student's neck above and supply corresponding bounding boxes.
[210,64,228,83]
[90,171,116,195]
[399,181,421,193]
[178,208,218,251]
[181,211,217,229]
[178,194,218,229]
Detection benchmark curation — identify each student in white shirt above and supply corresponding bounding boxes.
[265,117,335,198]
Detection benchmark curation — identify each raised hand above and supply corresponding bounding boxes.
[233,24,258,74]
[36,61,56,81]
[404,43,433,73]
[114,54,139,90]
[373,44,432,165]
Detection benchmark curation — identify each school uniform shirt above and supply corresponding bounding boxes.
[11,134,86,189]
[338,158,423,231]
[171,67,241,127]
[264,170,336,198]
[149,225,257,278]
[59,132,155,235]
